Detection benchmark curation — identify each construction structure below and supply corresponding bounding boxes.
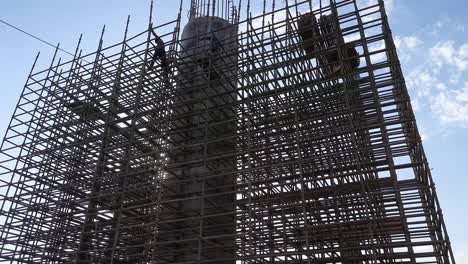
[0,0,456,263]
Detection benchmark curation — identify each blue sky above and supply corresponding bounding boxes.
[0,0,466,262]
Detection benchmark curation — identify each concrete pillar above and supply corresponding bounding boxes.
[159,16,238,263]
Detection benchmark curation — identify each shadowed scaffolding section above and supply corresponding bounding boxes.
[0,0,456,263]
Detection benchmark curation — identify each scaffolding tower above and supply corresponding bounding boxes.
[0,0,456,263]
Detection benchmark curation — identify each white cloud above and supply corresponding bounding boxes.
[420,131,430,141]
[404,36,422,49]
[430,41,456,66]
[394,36,402,49]
[411,98,421,112]
[436,82,447,90]
[459,43,468,58]
[454,243,468,264]
[430,41,468,72]
[393,35,423,63]
[406,67,439,97]
[386,0,395,13]
[405,39,468,126]
[395,35,423,50]
[430,83,468,125]
[456,84,468,102]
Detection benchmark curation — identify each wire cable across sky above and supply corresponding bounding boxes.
[0,18,79,59]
